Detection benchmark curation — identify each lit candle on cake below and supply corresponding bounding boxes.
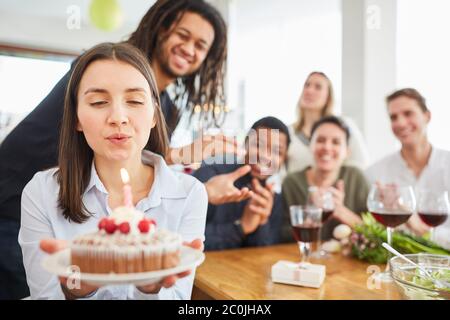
[120,168,133,208]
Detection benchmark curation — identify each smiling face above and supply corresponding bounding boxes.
[310,123,348,173]
[76,59,155,162]
[299,73,330,112]
[153,11,215,79]
[245,128,288,180]
[387,96,431,148]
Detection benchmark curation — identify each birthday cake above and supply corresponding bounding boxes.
[70,206,182,274]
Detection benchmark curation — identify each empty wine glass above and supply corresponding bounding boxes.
[367,184,416,282]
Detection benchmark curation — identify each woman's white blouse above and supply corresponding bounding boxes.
[19,151,208,300]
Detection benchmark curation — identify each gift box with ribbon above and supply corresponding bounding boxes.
[271,260,326,288]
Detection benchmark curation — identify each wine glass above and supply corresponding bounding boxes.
[289,205,322,264]
[307,187,335,259]
[367,184,416,282]
[417,190,449,241]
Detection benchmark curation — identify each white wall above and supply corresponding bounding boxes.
[342,0,399,165]
[0,0,154,53]
[397,0,450,151]
[224,0,342,131]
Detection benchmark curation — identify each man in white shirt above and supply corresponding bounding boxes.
[366,88,450,249]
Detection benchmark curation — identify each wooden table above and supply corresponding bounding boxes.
[193,244,403,300]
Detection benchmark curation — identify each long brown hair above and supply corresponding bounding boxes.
[57,42,169,223]
[128,0,228,130]
[294,71,334,133]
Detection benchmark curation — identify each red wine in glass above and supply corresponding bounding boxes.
[321,210,334,222]
[371,211,412,227]
[418,212,448,227]
[292,223,321,243]
[367,184,416,283]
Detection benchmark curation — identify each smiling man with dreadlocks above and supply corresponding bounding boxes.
[128,0,228,138]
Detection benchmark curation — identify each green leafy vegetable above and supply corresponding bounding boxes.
[349,213,450,264]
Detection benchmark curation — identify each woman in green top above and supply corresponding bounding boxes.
[282,116,369,241]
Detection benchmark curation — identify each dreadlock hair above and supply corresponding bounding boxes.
[127,0,228,132]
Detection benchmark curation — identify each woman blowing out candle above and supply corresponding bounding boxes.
[18,43,207,300]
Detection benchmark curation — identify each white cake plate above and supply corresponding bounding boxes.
[42,246,205,286]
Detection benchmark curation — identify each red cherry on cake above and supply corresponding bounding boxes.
[105,219,117,234]
[138,218,157,233]
[98,218,108,230]
[138,219,150,233]
[119,222,130,234]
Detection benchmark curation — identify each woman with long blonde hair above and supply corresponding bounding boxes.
[287,72,369,173]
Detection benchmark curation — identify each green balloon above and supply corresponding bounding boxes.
[89,0,123,32]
